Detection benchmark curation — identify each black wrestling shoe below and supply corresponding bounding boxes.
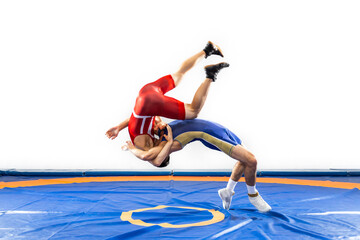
[203,41,224,58]
[205,62,230,81]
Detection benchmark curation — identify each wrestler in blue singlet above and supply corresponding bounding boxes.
[167,119,242,156]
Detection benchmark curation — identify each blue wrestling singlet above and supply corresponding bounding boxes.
[168,119,242,156]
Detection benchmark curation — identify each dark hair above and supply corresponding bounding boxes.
[158,156,170,168]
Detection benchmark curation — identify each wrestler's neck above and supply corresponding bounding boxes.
[134,134,154,151]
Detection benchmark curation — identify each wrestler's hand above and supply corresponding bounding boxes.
[154,122,167,132]
[121,141,134,151]
[157,122,167,130]
[163,125,173,142]
[106,126,120,140]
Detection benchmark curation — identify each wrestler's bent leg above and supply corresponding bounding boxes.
[184,78,212,119]
[230,145,257,186]
[184,62,229,119]
[232,146,271,212]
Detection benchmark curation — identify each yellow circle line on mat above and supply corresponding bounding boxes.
[1,176,360,190]
[120,205,225,228]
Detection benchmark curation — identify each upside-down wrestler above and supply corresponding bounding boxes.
[106,41,229,152]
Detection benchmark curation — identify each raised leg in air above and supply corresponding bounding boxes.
[184,62,230,119]
[171,41,224,86]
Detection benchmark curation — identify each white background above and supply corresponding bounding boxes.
[1,0,359,170]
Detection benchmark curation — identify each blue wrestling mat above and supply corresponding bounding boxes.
[1,175,360,239]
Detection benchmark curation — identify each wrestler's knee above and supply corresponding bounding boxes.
[184,105,200,119]
[171,72,184,87]
[246,152,257,169]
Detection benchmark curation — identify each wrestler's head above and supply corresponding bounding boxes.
[158,156,170,168]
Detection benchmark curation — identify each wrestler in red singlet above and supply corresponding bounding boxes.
[128,75,186,144]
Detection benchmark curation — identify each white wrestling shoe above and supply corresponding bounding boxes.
[218,188,235,210]
[248,192,272,212]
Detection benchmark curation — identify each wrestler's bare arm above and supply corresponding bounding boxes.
[125,141,167,161]
[126,137,181,161]
[125,125,181,166]
[106,118,130,140]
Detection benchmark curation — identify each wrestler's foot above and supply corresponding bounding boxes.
[205,62,230,81]
[218,188,234,210]
[248,192,272,213]
[203,41,224,58]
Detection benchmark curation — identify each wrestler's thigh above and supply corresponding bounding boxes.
[141,75,175,94]
[160,95,185,120]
